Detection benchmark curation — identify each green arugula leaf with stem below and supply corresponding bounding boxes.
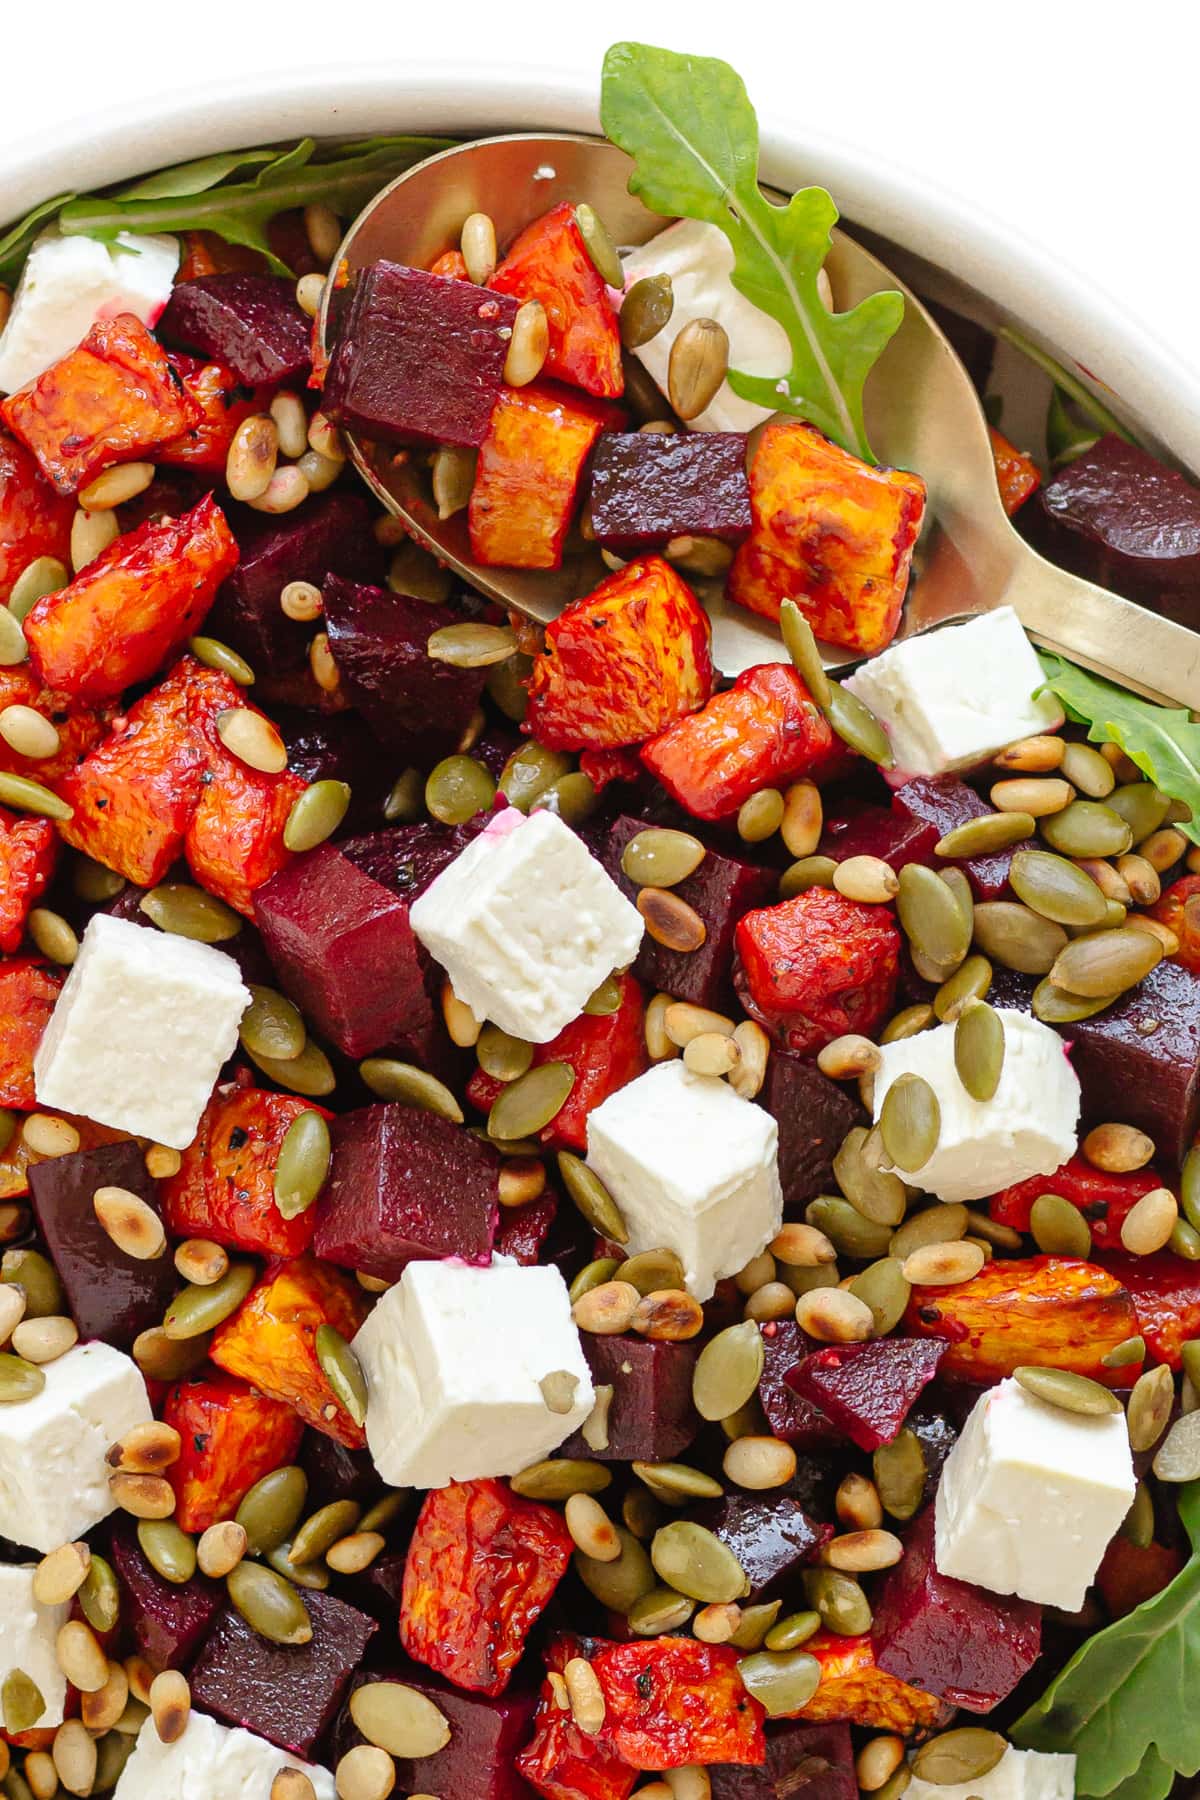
[1037,652,1200,845]
[600,42,903,463]
[1012,1481,1200,1798]
[0,192,77,287]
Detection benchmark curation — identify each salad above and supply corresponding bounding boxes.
[0,34,1196,1800]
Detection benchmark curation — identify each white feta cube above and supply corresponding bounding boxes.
[0,231,180,396]
[352,1256,594,1489]
[872,1008,1079,1204]
[0,1566,70,1728]
[0,1341,150,1553]
[935,1376,1135,1612]
[906,1745,1076,1800]
[35,913,250,1150]
[620,219,790,433]
[586,1060,782,1301]
[115,1710,335,1800]
[843,608,1064,777]
[409,810,642,1044]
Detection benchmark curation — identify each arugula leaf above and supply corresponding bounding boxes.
[600,42,903,463]
[0,192,77,286]
[1011,1482,1200,1798]
[1038,652,1200,845]
[999,322,1143,448]
[112,149,281,202]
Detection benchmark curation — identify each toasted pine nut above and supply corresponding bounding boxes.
[994,735,1064,773]
[80,1658,129,1732]
[442,981,482,1047]
[0,704,61,760]
[663,1003,736,1047]
[1082,1122,1155,1173]
[564,1492,620,1561]
[304,202,342,265]
[644,992,680,1063]
[247,465,310,514]
[735,1252,777,1294]
[722,1434,797,1489]
[124,1655,155,1705]
[1115,853,1161,905]
[504,299,549,387]
[108,1470,176,1519]
[461,212,498,286]
[822,1528,904,1572]
[743,1281,795,1323]
[771,1222,837,1267]
[902,1240,986,1286]
[326,1531,386,1574]
[25,1750,55,1800]
[692,1602,741,1643]
[107,1421,182,1474]
[150,1668,191,1744]
[307,411,346,463]
[498,1159,547,1208]
[145,1143,182,1179]
[270,391,311,458]
[1120,1187,1178,1256]
[33,1541,91,1606]
[1140,827,1188,871]
[780,780,823,858]
[310,631,340,692]
[52,1718,96,1795]
[79,461,155,510]
[836,1472,884,1531]
[226,415,278,502]
[93,1185,166,1260]
[817,1033,881,1079]
[683,1032,740,1077]
[22,1114,80,1158]
[1126,914,1180,954]
[1075,856,1132,903]
[216,707,288,774]
[833,855,899,903]
[572,1280,640,1334]
[295,273,325,317]
[56,1619,109,1692]
[795,1287,874,1343]
[174,1238,229,1286]
[857,1735,906,1792]
[563,1657,606,1735]
[728,1020,770,1100]
[12,1314,77,1363]
[70,506,119,573]
[632,1289,704,1341]
[197,1519,248,1578]
[990,776,1074,816]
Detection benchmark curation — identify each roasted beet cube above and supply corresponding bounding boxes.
[592,1639,765,1771]
[159,274,313,385]
[300,1430,377,1510]
[989,426,1041,516]
[340,1549,409,1626]
[324,261,519,448]
[785,1337,947,1452]
[760,1053,860,1212]
[315,1103,499,1281]
[893,776,1032,901]
[28,1140,175,1347]
[158,355,275,470]
[759,1322,841,1449]
[0,808,56,953]
[0,958,62,1108]
[164,1087,326,1260]
[109,1518,223,1670]
[276,709,392,830]
[798,1633,947,1731]
[0,432,73,603]
[871,1504,1041,1710]
[991,1154,1163,1251]
[469,381,607,570]
[322,575,487,758]
[560,1333,699,1462]
[163,1370,305,1533]
[517,1635,637,1800]
[735,887,901,1057]
[337,1665,538,1800]
[819,797,938,871]
[1094,1251,1200,1369]
[189,1589,376,1756]
[589,432,751,550]
[1061,958,1200,1165]
[495,1189,558,1264]
[491,202,623,399]
[692,1495,832,1602]
[710,1721,856,1800]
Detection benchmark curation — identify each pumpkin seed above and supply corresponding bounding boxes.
[499,745,572,813]
[935,812,1034,858]
[1121,1479,1155,1549]
[972,902,1067,974]
[489,1063,574,1141]
[360,1059,463,1120]
[427,623,517,669]
[0,608,29,665]
[1014,1365,1121,1416]
[729,1600,783,1650]
[477,1025,534,1083]
[72,1553,118,1637]
[1103,1335,1147,1370]
[806,1195,893,1260]
[619,1248,686,1296]
[1126,1364,1175,1452]
[273,1111,331,1219]
[235,1466,309,1555]
[584,975,623,1016]
[239,985,305,1063]
[1182,1146,1200,1232]
[262,1539,327,1591]
[9,556,67,620]
[822,681,894,766]
[621,274,674,348]
[882,1003,936,1043]
[568,1258,621,1303]
[736,1650,821,1716]
[1040,800,1133,859]
[627,1585,696,1636]
[349,1680,452,1760]
[315,1324,368,1429]
[1050,926,1162,997]
[873,1428,926,1520]
[779,855,837,898]
[953,999,1005,1102]
[849,1258,911,1336]
[1173,1219,1200,1261]
[486,651,532,723]
[1031,978,1114,1023]
[832,1128,908,1227]
[1029,1193,1092,1257]
[879,1074,940,1172]
[136,1520,196,1585]
[226,1560,312,1645]
[1106,781,1171,844]
[897,864,972,967]
[737,788,784,843]
[623,1487,662,1540]
[633,1461,724,1510]
[425,755,495,825]
[1154,1410,1200,1481]
[140,883,241,943]
[802,1567,872,1635]
[764,1610,822,1652]
[188,634,255,686]
[651,1521,747,1603]
[283,780,350,854]
[573,203,623,288]
[3,1248,63,1318]
[2,1669,45,1733]
[1009,848,1109,928]
[531,771,597,826]
[510,1459,612,1501]
[620,828,707,892]
[779,599,832,709]
[0,770,69,818]
[94,1732,136,1790]
[163,1261,256,1339]
[430,444,477,520]
[0,1352,44,1403]
[693,1322,765,1423]
[668,317,729,420]
[912,1729,1007,1787]
[575,1525,656,1611]
[383,767,424,823]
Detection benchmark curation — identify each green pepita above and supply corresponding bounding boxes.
[426,623,517,669]
[350,1679,452,1759]
[499,744,573,812]
[627,1585,696,1635]
[72,853,125,902]
[934,954,992,1023]
[728,1600,783,1649]
[163,1261,256,1339]
[738,787,785,843]
[188,635,255,686]
[1173,1218,1200,1262]
[3,1248,63,1318]
[240,985,305,1062]
[1039,800,1134,859]
[431,445,478,519]
[574,203,624,288]
[315,1323,368,1429]
[1121,1480,1155,1549]
[619,1248,686,1296]
[289,1500,362,1565]
[0,608,29,666]
[273,1110,331,1219]
[235,1465,309,1555]
[1029,1193,1092,1257]
[530,770,597,826]
[779,855,837,898]
[971,902,1067,974]
[693,1321,765,1423]
[1009,848,1108,928]
[93,1731,136,1791]
[477,1025,535,1083]
[136,1519,197,1585]
[27,907,77,965]
[620,826,707,890]
[0,1110,13,1157]
[806,1195,893,1260]
[779,599,832,710]
[140,882,242,943]
[2,1669,45,1734]
[283,779,350,853]
[881,1004,935,1043]
[266,1540,329,1590]
[489,1063,574,1142]
[935,812,1034,858]
[9,556,67,620]
[622,1487,662,1539]
[763,1609,822,1652]
[1183,1146,1200,1233]
[78,1553,119,1634]
[879,1074,940,1172]
[822,680,894,767]
[620,273,674,349]
[425,755,495,825]
[0,770,69,819]
[802,1566,872,1635]
[1013,1364,1121,1416]
[874,1428,926,1520]
[574,1525,656,1611]
[486,651,533,723]
[849,1258,912,1336]
[584,974,623,1016]
[911,1729,1007,1787]
[953,999,1005,1102]
[1106,781,1171,844]
[1154,1410,1200,1482]
[1031,978,1115,1023]
[651,1520,748,1603]
[633,1461,724,1506]
[510,1459,612,1501]
[897,863,972,967]
[1102,1335,1146,1369]
[1126,1364,1175,1452]
[0,1352,44,1404]
[357,1490,407,1534]
[831,1127,908,1227]
[890,1203,969,1260]
[226,1560,313,1645]
[360,1058,463,1120]
[1049,927,1162,997]
[383,767,425,823]
[737,1649,821,1716]
[568,1258,621,1303]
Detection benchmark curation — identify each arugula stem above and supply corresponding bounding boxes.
[999,324,1141,448]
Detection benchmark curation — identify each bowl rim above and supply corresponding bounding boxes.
[3,58,1197,469]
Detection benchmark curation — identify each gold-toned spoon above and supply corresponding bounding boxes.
[320,132,1200,706]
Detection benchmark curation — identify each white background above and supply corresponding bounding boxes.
[3,0,1199,375]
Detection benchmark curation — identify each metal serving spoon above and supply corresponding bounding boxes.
[320,132,1200,708]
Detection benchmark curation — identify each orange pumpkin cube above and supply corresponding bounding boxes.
[797,1633,945,1731]
[0,668,111,787]
[989,426,1041,516]
[491,202,623,400]
[0,433,74,604]
[163,1370,305,1533]
[0,959,63,1109]
[1151,873,1200,975]
[468,382,606,570]
[0,809,57,953]
[158,356,277,471]
[727,422,925,655]
[0,1114,126,1202]
[163,1087,327,1260]
[591,1639,766,1771]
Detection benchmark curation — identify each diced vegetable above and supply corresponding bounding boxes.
[0,808,56,952]
[796,1633,946,1730]
[735,887,901,1056]
[990,1154,1165,1250]
[163,1369,306,1532]
[158,355,277,470]
[591,1639,766,1770]
[989,424,1041,515]
[516,1636,638,1800]
[164,1087,328,1259]
[0,957,63,1107]
[158,273,313,385]
[469,382,608,570]
[588,432,752,551]
[0,432,73,603]
[491,201,623,399]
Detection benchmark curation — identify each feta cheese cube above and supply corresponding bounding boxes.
[620,219,790,433]
[114,1710,335,1799]
[34,914,250,1150]
[906,1745,1076,1800]
[409,810,643,1044]
[351,1256,594,1489]
[586,1060,782,1300]
[0,1566,70,1728]
[872,1008,1079,1204]
[0,231,180,396]
[843,608,1065,777]
[935,1376,1135,1612]
[0,1341,150,1552]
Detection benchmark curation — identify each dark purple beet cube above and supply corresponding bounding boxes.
[159,273,313,384]
[28,1141,176,1347]
[604,814,775,1011]
[711,1721,856,1800]
[109,1519,221,1670]
[909,1407,961,1505]
[495,1189,558,1265]
[334,1665,538,1800]
[692,1495,831,1602]
[588,432,751,550]
[559,1334,699,1462]
[189,1589,377,1757]
[300,1430,377,1510]
[893,777,1032,900]
[1059,958,1200,1165]
[315,1103,499,1281]
[872,1505,1041,1710]
[759,1322,841,1449]
[340,1550,409,1626]
[323,261,519,448]
[276,709,392,833]
[819,797,938,870]
[785,1337,947,1451]
[322,575,487,760]
[760,1054,860,1213]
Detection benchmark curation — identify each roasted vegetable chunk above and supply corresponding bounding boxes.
[0,668,110,787]
[0,808,56,952]
[1093,1250,1200,1369]
[0,959,62,1108]
[517,1637,638,1800]
[400,1478,573,1696]
[109,1516,223,1670]
[1151,873,1200,974]
[0,432,73,603]
[990,1154,1164,1251]
[592,1640,765,1771]
[735,887,900,1057]
[25,494,238,702]
[491,201,623,399]
[183,674,306,916]
[989,425,1041,516]
[796,1633,945,1730]
[727,422,925,654]
[158,273,313,386]
[1,313,201,494]
[588,432,751,551]
[469,381,607,571]
[786,1337,947,1452]
[210,1254,368,1446]
[158,355,275,470]
[164,1087,326,1260]
[163,1370,305,1533]
[1065,958,1200,1166]
[525,556,713,749]
[761,1053,860,1212]
[709,1720,856,1800]
[559,1334,699,1463]
[641,664,843,822]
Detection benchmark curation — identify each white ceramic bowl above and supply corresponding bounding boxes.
[4,60,1197,472]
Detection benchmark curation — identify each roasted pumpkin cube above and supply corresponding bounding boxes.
[640,664,845,822]
[0,433,74,604]
[903,1254,1139,1385]
[0,809,57,953]
[0,959,63,1109]
[517,1638,638,1800]
[1093,1250,1200,1369]
[592,1640,765,1771]
[0,668,111,787]
[491,202,623,400]
[25,495,238,702]
[1,313,201,495]
[0,1115,126,1202]
[400,1478,573,1696]
[163,1087,328,1260]
[469,381,607,571]
[990,1154,1164,1251]
[524,556,713,750]
[209,1254,368,1446]
[1150,873,1200,975]
[989,426,1041,516]
[735,886,901,1057]
[163,1370,305,1533]
[796,1633,945,1731]
[727,422,925,655]
[176,232,268,282]
[158,356,276,471]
